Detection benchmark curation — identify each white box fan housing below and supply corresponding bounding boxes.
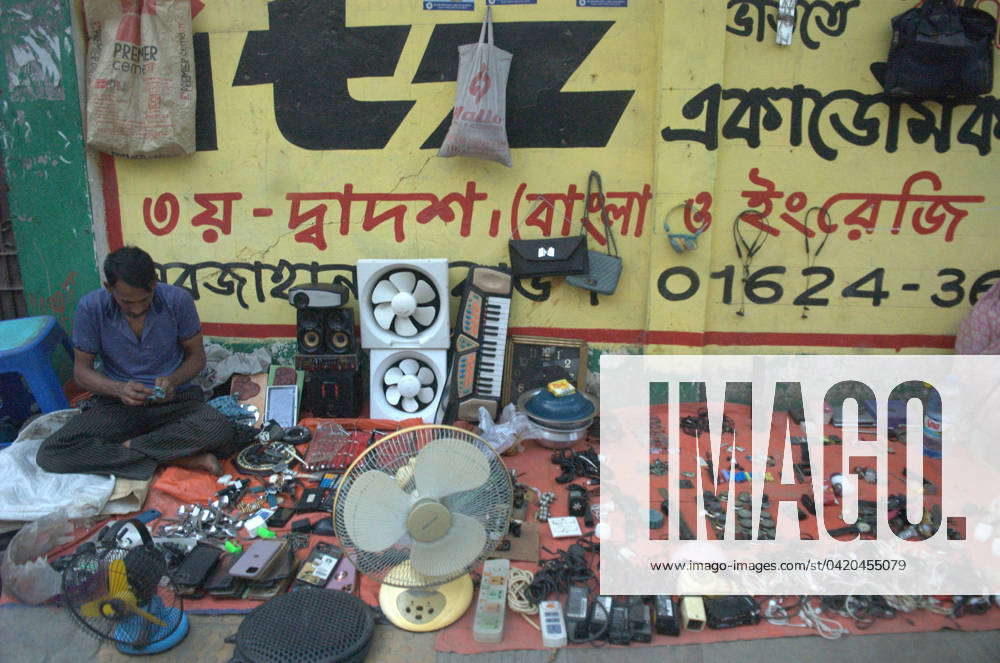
[357,259,450,349]
[369,349,447,422]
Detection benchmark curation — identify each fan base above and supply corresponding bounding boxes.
[114,609,189,656]
[378,575,473,632]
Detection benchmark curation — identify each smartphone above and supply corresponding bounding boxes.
[268,507,295,529]
[294,542,343,588]
[229,540,287,579]
[172,543,222,588]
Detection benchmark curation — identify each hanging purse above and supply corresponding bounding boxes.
[507,191,589,279]
[566,171,623,296]
[883,0,995,100]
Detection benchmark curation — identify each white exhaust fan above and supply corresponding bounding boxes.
[357,259,450,349]
[369,350,447,422]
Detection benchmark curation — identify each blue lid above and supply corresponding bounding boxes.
[523,389,596,422]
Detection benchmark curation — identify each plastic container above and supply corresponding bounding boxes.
[923,387,942,459]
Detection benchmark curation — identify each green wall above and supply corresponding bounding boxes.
[0,0,99,377]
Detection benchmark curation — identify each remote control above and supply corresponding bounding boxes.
[473,558,510,643]
[539,600,568,648]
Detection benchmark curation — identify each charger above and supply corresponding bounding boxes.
[653,595,681,636]
[680,596,706,631]
[608,598,632,645]
[564,584,590,641]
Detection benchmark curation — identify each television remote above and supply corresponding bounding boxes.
[473,558,510,643]
[539,600,568,647]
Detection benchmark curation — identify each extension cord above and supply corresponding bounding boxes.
[473,559,510,643]
[539,600,568,647]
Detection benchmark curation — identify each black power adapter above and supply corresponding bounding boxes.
[608,598,632,645]
[628,598,653,643]
[652,595,681,636]
[564,584,590,641]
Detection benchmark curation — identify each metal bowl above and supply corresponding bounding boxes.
[524,421,592,450]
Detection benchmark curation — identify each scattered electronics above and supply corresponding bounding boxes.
[539,600,568,647]
[607,598,632,645]
[473,558,510,643]
[564,584,590,641]
[264,385,298,429]
[547,516,582,538]
[653,595,681,636]
[680,596,706,631]
[294,542,343,589]
[704,595,762,628]
[589,595,613,639]
[629,599,653,643]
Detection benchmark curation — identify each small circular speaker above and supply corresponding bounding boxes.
[300,329,322,352]
[328,331,351,352]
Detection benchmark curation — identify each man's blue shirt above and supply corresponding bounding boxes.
[72,283,201,390]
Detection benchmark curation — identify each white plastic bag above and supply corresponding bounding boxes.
[477,403,539,454]
[0,410,116,529]
[438,7,513,167]
[0,508,77,604]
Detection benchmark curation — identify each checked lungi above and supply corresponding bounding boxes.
[36,389,236,480]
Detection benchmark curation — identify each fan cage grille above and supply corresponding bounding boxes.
[61,546,183,647]
[334,425,513,588]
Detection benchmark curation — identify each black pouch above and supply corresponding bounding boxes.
[884,0,995,100]
[508,236,589,278]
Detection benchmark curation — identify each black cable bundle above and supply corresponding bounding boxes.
[526,542,597,605]
[551,447,600,484]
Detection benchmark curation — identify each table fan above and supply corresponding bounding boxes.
[333,424,513,631]
[61,539,188,655]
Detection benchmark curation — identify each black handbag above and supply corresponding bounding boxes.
[884,0,995,100]
[508,236,589,278]
[566,171,623,296]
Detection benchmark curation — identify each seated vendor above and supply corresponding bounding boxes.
[36,246,236,479]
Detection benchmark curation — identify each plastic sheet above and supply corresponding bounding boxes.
[477,404,540,455]
[0,410,115,528]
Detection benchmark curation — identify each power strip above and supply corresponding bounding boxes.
[473,558,510,643]
[539,600,568,647]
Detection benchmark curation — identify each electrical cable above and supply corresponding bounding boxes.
[799,597,849,640]
[731,208,771,317]
[507,567,540,630]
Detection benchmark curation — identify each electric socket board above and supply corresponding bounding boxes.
[473,558,510,643]
[539,600,568,647]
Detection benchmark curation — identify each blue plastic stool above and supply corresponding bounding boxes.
[0,315,73,416]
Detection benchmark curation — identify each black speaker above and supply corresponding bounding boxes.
[297,308,356,355]
[295,354,362,418]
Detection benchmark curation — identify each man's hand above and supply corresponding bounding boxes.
[154,376,177,403]
[119,381,153,407]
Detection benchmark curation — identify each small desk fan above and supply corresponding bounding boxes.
[333,424,513,631]
[61,529,188,655]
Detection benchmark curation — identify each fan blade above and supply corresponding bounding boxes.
[121,602,167,627]
[389,270,417,294]
[417,387,435,404]
[399,358,420,375]
[342,471,411,552]
[413,279,436,304]
[373,303,395,330]
[383,366,404,385]
[386,385,402,406]
[417,367,434,386]
[395,316,418,337]
[410,513,486,577]
[414,437,490,499]
[372,278,399,304]
[108,559,129,595]
[402,397,420,413]
[411,306,436,327]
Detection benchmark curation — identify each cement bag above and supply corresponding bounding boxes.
[84,0,195,158]
[438,7,513,167]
